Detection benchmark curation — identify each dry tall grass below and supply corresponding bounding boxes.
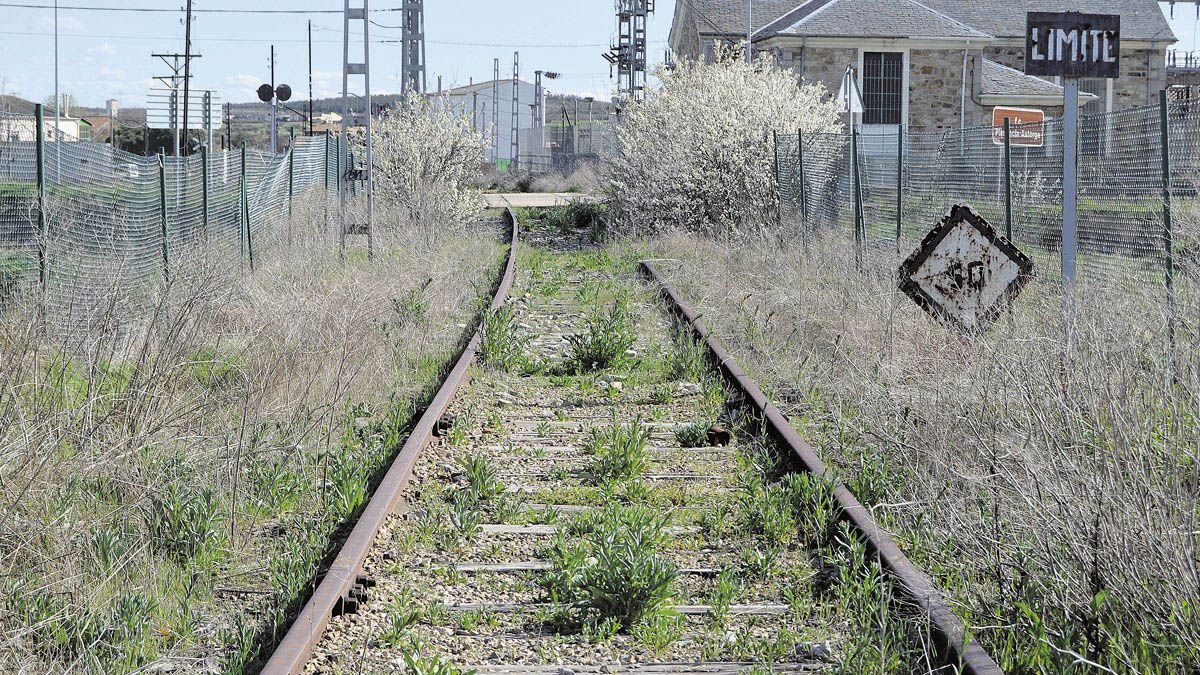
[649,231,1199,673]
[0,194,504,673]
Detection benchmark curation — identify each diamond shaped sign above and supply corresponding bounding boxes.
[898,204,1034,332]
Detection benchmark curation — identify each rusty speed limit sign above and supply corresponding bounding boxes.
[899,205,1034,332]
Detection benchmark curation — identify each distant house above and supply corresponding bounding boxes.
[0,95,87,141]
[669,0,1175,135]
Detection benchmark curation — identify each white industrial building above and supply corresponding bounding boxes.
[440,79,541,164]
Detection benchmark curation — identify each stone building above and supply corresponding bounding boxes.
[668,0,1175,136]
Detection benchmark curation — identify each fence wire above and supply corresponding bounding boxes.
[774,101,1200,289]
[0,117,345,342]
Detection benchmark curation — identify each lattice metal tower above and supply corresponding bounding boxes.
[510,52,520,171]
[401,0,426,95]
[341,0,374,257]
[606,0,654,101]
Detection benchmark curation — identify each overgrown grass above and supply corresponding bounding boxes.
[565,299,637,373]
[652,229,1200,672]
[0,196,503,672]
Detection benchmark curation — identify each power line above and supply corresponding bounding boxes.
[0,1,401,12]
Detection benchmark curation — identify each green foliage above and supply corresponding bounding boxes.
[379,590,426,647]
[480,304,527,371]
[542,504,679,630]
[401,652,476,675]
[565,300,637,373]
[144,484,226,567]
[543,200,607,235]
[631,612,684,654]
[585,415,651,484]
[666,332,708,382]
[459,453,506,501]
[391,279,433,328]
[707,568,740,627]
[675,422,711,448]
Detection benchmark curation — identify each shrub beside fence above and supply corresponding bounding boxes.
[0,107,345,337]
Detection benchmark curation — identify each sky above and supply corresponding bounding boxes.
[0,0,678,110]
[0,1,1196,110]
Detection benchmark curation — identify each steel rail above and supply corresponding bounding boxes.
[639,261,1004,675]
[261,209,520,675]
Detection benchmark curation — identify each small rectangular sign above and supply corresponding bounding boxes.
[1026,12,1120,79]
[991,107,1045,147]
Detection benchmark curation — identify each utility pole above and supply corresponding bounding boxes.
[270,45,277,154]
[182,0,195,153]
[401,0,426,95]
[492,58,500,164]
[308,20,315,136]
[153,52,202,156]
[511,52,520,170]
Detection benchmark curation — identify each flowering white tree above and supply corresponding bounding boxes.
[608,47,842,237]
[369,95,490,229]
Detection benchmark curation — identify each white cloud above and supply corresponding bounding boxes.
[223,73,262,96]
[36,15,84,32]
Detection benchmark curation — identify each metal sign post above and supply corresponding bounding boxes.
[1025,12,1120,288]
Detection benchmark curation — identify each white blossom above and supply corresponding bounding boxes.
[608,47,842,237]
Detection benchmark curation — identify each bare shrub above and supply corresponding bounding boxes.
[649,230,1200,672]
[607,46,841,237]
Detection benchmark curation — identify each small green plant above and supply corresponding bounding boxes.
[631,612,684,654]
[675,422,711,448]
[707,569,740,627]
[459,453,505,501]
[379,592,426,647]
[736,479,797,547]
[585,415,651,484]
[451,490,483,540]
[739,544,783,580]
[402,652,477,675]
[649,383,674,404]
[480,304,527,371]
[144,484,226,567]
[391,279,433,328]
[566,301,637,373]
[542,504,679,630]
[666,332,708,382]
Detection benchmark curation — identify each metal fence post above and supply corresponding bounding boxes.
[242,142,254,270]
[1159,89,1177,381]
[35,104,47,289]
[288,126,296,219]
[158,150,169,281]
[201,144,210,243]
[895,126,904,251]
[851,127,864,270]
[772,130,782,229]
[797,129,808,225]
[1003,118,1013,241]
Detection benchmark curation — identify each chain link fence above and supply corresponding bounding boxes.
[516,122,615,174]
[774,100,1200,288]
[0,110,344,341]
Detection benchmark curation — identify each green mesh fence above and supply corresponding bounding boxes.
[0,112,344,339]
[774,101,1198,289]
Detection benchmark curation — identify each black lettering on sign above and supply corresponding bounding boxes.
[1026,12,1120,79]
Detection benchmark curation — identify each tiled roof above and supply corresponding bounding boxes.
[763,0,991,39]
[681,0,1173,42]
[684,0,805,35]
[980,59,1063,97]
[919,0,1174,41]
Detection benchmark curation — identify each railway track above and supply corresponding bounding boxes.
[262,208,1001,675]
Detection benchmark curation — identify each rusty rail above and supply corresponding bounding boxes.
[260,210,520,675]
[639,261,1004,675]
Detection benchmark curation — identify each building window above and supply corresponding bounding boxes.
[862,51,904,125]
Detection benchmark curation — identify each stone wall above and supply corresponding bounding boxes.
[774,45,856,101]
[909,48,978,134]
